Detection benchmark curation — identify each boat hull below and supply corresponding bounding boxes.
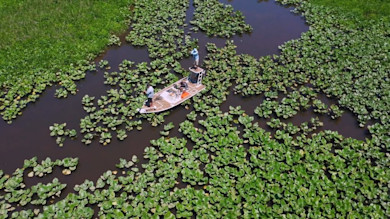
[139,78,205,114]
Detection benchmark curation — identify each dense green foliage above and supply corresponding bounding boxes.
[190,0,252,37]
[310,0,390,22]
[0,0,133,123]
[275,0,389,150]
[3,108,388,217]
[34,36,386,217]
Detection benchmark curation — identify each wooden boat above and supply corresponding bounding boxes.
[138,67,206,113]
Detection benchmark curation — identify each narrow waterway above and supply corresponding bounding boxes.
[0,0,366,204]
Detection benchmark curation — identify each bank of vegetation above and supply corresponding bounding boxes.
[311,0,390,22]
[0,0,134,123]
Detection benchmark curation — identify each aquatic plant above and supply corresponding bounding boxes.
[116,156,138,169]
[125,0,196,60]
[191,0,252,37]
[0,157,77,216]
[49,123,77,147]
[160,122,175,136]
[108,35,121,46]
[329,104,344,119]
[274,0,389,147]
[6,108,389,217]
[267,117,323,136]
[254,85,337,121]
[69,0,201,146]
[2,0,389,217]
[312,99,328,114]
[116,129,128,141]
[98,60,110,69]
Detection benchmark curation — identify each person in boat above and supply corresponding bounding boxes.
[190,48,199,68]
[170,84,181,98]
[179,80,190,99]
[179,80,188,91]
[144,84,154,107]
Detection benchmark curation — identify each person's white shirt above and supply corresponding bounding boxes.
[146,86,154,98]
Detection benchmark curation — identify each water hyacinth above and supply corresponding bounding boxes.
[4,110,383,217]
[191,0,253,37]
[0,157,78,213]
[49,123,77,147]
[1,0,389,217]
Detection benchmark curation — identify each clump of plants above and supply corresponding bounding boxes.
[108,35,121,46]
[116,155,139,169]
[1,60,96,123]
[191,0,252,37]
[267,117,323,136]
[23,157,79,177]
[329,104,344,119]
[160,122,175,136]
[98,60,110,69]
[126,0,197,60]
[0,157,78,216]
[254,84,346,122]
[49,123,77,147]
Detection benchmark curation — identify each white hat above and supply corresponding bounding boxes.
[191,48,198,54]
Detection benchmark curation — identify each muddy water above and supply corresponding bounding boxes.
[0,0,364,203]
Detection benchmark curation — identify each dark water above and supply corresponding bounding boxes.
[180,0,308,68]
[0,0,364,202]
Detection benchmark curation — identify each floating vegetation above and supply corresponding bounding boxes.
[191,0,253,37]
[254,86,344,121]
[4,109,389,217]
[267,117,323,136]
[160,122,175,136]
[1,0,389,217]
[116,156,139,169]
[98,60,110,69]
[49,123,77,147]
[274,0,389,149]
[23,157,79,178]
[125,0,196,59]
[108,35,121,46]
[329,104,344,119]
[0,157,78,216]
